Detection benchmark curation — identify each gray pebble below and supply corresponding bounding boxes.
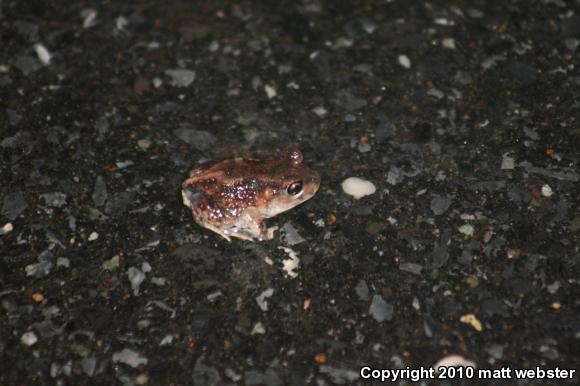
[2,191,28,220]
[173,127,217,151]
[430,195,452,215]
[369,294,393,322]
[92,176,108,207]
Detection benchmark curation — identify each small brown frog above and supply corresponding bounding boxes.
[182,145,320,241]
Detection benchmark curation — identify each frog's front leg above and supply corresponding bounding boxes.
[258,221,277,240]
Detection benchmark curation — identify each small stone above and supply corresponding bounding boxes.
[251,322,266,335]
[541,184,553,197]
[135,373,149,385]
[427,88,444,99]
[314,352,329,365]
[312,106,327,117]
[225,368,242,382]
[506,248,521,259]
[280,222,305,246]
[25,251,53,278]
[564,38,579,52]
[459,313,483,331]
[546,281,560,294]
[80,357,97,376]
[102,255,120,270]
[342,177,376,199]
[112,348,148,368]
[358,142,371,153]
[40,192,67,208]
[386,166,404,185]
[137,139,152,150]
[355,280,369,301]
[1,222,14,235]
[173,127,216,151]
[165,69,196,87]
[458,224,475,237]
[88,231,99,241]
[115,160,134,169]
[2,191,28,220]
[208,40,220,52]
[127,266,148,296]
[151,277,167,286]
[430,195,452,215]
[21,331,38,346]
[434,18,451,25]
[442,37,456,49]
[399,262,423,275]
[256,288,274,311]
[501,153,515,170]
[335,90,367,111]
[56,257,70,268]
[81,9,98,28]
[92,176,107,207]
[264,84,277,99]
[398,55,411,69]
[244,369,282,386]
[369,294,393,322]
[34,43,52,65]
[160,335,174,346]
[31,292,44,302]
[278,246,300,278]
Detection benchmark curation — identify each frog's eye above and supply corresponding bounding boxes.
[287,181,303,196]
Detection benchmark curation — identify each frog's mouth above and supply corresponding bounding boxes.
[181,184,202,209]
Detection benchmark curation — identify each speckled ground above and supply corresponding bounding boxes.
[1,1,579,385]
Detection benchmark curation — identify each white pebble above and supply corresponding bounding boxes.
[256,288,274,311]
[541,184,553,197]
[1,222,14,235]
[251,322,266,335]
[442,37,456,49]
[342,177,376,199]
[137,139,152,150]
[312,106,327,117]
[264,84,277,99]
[88,232,99,241]
[112,348,148,368]
[116,16,128,31]
[278,246,300,278]
[434,18,452,26]
[398,55,411,69]
[34,43,52,65]
[458,224,475,237]
[21,331,38,346]
[160,335,174,346]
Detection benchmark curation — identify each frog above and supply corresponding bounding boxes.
[181,145,320,241]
